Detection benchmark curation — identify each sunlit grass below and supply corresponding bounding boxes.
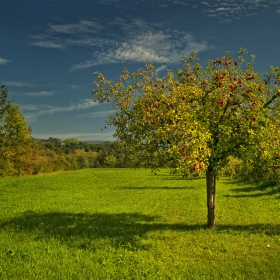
[0,168,280,279]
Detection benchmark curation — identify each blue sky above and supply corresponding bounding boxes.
[1,0,280,141]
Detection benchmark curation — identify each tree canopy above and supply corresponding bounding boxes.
[0,84,33,176]
[92,49,280,227]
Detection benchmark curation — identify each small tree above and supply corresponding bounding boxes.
[92,49,280,227]
[0,83,32,176]
[104,154,117,167]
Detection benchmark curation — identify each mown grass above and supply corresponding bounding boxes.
[0,168,280,279]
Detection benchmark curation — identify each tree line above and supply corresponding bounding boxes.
[0,83,155,177]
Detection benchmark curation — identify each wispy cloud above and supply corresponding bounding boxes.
[32,15,210,69]
[156,65,168,74]
[110,17,163,31]
[21,104,39,111]
[0,57,10,65]
[68,85,81,89]
[172,1,189,7]
[70,57,118,71]
[71,30,210,70]
[31,20,105,49]
[4,81,34,87]
[82,109,116,118]
[49,20,103,34]
[26,91,57,96]
[31,41,64,49]
[200,0,279,22]
[22,98,97,122]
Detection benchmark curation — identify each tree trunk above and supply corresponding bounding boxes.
[206,166,216,228]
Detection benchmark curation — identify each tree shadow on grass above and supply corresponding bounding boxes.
[1,212,280,251]
[119,186,196,190]
[155,174,205,181]
[224,181,280,198]
[224,189,280,198]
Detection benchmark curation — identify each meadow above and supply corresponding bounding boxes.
[0,168,280,279]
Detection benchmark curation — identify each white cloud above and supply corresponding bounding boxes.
[169,0,280,22]
[32,17,210,69]
[68,85,81,89]
[22,99,97,122]
[4,81,34,87]
[26,91,56,96]
[83,109,116,118]
[172,1,189,7]
[21,104,39,111]
[156,65,168,74]
[31,21,107,49]
[201,1,211,7]
[49,20,103,34]
[200,0,278,22]
[111,17,162,31]
[71,31,210,70]
[70,57,118,71]
[0,57,10,65]
[31,41,64,49]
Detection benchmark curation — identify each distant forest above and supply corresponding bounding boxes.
[0,83,162,177]
[21,137,153,176]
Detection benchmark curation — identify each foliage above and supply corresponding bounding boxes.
[0,84,33,176]
[93,49,280,177]
[104,154,117,167]
[18,138,153,176]
[222,152,280,184]
[220,156,244,179]
[92,49,280,226]
[0,169,280,279]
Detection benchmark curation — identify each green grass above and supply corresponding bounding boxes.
[0,168,280,279]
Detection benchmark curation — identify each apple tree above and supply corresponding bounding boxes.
[92,49,280,228]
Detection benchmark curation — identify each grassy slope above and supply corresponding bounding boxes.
[0,168,280,279]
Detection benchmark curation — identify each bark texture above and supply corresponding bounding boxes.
[206,167,216,228]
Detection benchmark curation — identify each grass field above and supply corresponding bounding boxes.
[0,168,280,279]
